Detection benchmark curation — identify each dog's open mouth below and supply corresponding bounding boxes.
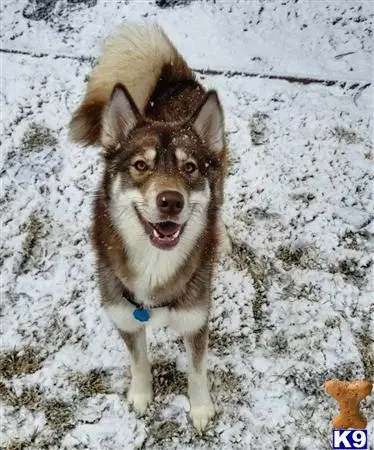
[150,221,182,248]
[135,208,183,249]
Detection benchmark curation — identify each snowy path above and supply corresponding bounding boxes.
[1,1,373,449]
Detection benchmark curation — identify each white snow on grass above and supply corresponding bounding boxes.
[1,1,373,449]
[1,0,373,82]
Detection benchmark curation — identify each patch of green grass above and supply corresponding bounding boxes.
[21,123,57,152]
[0,346,45,379]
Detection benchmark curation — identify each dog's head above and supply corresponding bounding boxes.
[101,84,226,252]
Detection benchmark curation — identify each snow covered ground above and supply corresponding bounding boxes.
[1,1,373,449]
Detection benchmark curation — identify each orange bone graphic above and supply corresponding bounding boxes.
[325,380,372,429]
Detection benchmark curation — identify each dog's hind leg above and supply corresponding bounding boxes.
[120,329,153,415]
[184,325,215,432]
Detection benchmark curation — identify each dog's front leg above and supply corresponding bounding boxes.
[184,325,215,432]
[119,329,152,415]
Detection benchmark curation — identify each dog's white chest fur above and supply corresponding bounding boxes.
[106,178,212,335]
[105,301,207,334]
[109,181,210,301]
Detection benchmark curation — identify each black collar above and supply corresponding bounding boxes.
[122,287,142,308]
[122,286,170,309]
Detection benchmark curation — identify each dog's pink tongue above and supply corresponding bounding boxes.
[155,222,180,237]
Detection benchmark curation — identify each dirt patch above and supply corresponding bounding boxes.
[330,126,362,144]
[22,0,97,21]
[20,123,57,152]
[338,230,368,250]
[250,112,269,146]
[290,192,316,207]
[329,257,372,287]
[324,316,341,329]
[231,241,273,338]
[156,0,192,7]
[18,213,45,273]
[356,329,374,380]
[285,362,362,397]
[269,330,288,354]
[0,346,46,379]
[213,368,246,400]
[209,330,238,354]
[238,207,281,228]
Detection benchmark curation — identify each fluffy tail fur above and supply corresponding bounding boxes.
[69,23,194,146]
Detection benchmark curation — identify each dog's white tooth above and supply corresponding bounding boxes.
[153,228,160,238]
[172,229,180,239]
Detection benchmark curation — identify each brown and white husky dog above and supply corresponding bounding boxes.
[69,23,231,432]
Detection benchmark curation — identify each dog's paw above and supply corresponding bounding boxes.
[127,384,153,416]
[190,397,215,433]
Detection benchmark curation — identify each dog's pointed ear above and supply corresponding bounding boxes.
[101,84,141,149]
[192,91,225,154]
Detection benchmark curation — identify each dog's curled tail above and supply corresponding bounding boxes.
[69,23,193,146]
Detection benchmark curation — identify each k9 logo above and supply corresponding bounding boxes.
[332,430,368,449]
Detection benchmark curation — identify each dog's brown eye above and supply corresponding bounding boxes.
[184,162,197,174]
[134,160,148,172]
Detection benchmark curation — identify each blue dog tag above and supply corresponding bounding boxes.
[133,307,150,322]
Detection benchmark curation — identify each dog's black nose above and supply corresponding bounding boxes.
[156,191,184,215]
